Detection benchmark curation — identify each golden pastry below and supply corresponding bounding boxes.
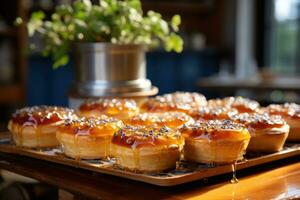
[180,120,250,164]
[265,103,300,141]
[230,113,289,152]
[78,98,139,121]
[57,116,123,159]
[208,96,260,113]
[8,106,76,148]
[128,112,194,128]
[110,126,184,172]
[140,92,207,113]
[188,106,238,121]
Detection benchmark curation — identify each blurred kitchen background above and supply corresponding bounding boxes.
[1,0,300,129]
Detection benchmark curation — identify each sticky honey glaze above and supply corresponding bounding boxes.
[58,116,123,137]
[180,120,250,141]
[230,113,287,134]
[58,116,123,160]
[111,126,184,172]
[231,163,239,184]
[208,96,260,113]
[10,106,76,147]
[141,92,207,113]
[189,106,238,121]
[79,98,139,116]
[266,103,300,119]
[11,106,76,126]
[111,126,184,149]
[129,112,194,128]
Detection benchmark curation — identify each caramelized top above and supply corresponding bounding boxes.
[11,106,76,126]
[230,113,287,130]
[141,92,207,113]
[111,126,184,149]
[79,98,139,116]
[189,106,238,121]
[294,111,300,120]
[180,120,250,141]
[58,116,123,137]
[208,96,260,113]
[128,112,194,128]
[265,103,300,119]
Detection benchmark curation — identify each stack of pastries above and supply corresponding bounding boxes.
[8,93,299,173]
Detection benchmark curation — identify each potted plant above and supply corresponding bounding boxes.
[24,0,183,102]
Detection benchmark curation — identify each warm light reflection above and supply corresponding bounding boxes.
[178,162,300,200]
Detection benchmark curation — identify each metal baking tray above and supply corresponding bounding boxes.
[0,133,299,186]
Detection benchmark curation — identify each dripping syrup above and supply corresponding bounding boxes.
[230,163,239,184]
[36,126,41,148]
[133,150,141,170]
[18,125,23,146]
[74,134,81,161]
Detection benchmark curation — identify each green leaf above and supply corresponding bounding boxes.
[128,0,142,12]
[31,11,45,21]
[171,15,181,32]
[53,55,69,69]
[172,34,184,53]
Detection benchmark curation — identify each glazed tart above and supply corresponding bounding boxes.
[8,106,76,148]
[208,96,260,113]
[230,113,289,152]
[180,120,250,164]
[57,116,123,160]
[128,112,194,128]
[140,92,207,113]
[78,98,139,121]
[188,106,238,121]
[265,103,300,141]
[110,126,184,172]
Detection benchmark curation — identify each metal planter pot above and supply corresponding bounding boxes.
[70,43,157,98]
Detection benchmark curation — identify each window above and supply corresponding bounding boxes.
[267,0,300,74]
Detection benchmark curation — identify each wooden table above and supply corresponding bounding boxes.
[0,152,299,200]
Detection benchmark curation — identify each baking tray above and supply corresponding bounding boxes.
[0,133,299,186]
